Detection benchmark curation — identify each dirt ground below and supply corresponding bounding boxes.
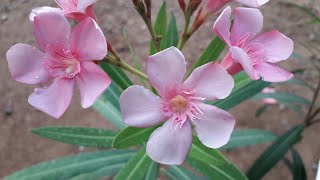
[0,0,320,179]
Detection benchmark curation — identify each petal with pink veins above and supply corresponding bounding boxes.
[213,6,232,46]
[234,0,269,7]
[30,6,63,21]
[71,17,107,61]
[146,119,192,165]
[230,46,257,80]
[182,63,234,100]
[34,12,71,51]
[193,103,235,148]
[6,43,51,84]
[231,7,263,44]
[254,62,294,82]
[76,62,111,108]
[28,78,75,119]
[250,30,294,63]
[147,47,186,97]
[120,85,166,128]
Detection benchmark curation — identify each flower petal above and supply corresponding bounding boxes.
[147,47,186,97]
[77,0,98,12]
[193,103,235,148]
[34,12,71,51]
[182,63,234,100]
[231,7,263,44]
[213,6,232,46]
[234,0,269,7]
[254,62,294,82]
[120,85,166,128]
[250,30,294,63]
[76,62,111,108]
[6,43,50,84]
[29,6,63,21]
[28,78,75,119]
[230,46,257,80]
[71,17,107,61]
[146,119,192,165]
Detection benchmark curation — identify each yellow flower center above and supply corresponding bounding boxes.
[170,95,188,112]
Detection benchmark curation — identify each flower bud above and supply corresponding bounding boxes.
[178,0,186,12]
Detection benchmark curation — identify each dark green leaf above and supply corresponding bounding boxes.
[284,79,314,91]
[114,147,153,180]
[150,1,167,54]
[221,129,277,150]
[112,126,157,148]
[252,92,311,105]
[100,62,133,90]
[210,72,271,110]
[166,13,179,47]
[283,149,307,180]
[4,150,135,180]
[164,166,198,180]
[32,127,117,148]
[189,136,227,165]
[187,158,248,180]
[70,163,123,180]
[247,125,305,179]
[255,105,269,118]
[144,161,159,180]
[189,37,226,72]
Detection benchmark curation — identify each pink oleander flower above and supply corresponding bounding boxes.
[30,0,99,22]
[6,12,110,118]
[120,47,235,164]
[261,87,277,104]
[206,0,269,14]
[213,6,294,82]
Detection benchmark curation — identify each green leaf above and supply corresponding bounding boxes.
[211,72,271,110]
[255,105,269,118]
[187,158,248,180]
[100,62,133,90]
[93,82,125,129]
[253,92,311,105]
[163,166,198,180]
[144,161,159,180]
[189,136,227,165]
[31,127,117,148]
[284,79,314,91]
[4,150,135,180]
[221,129,277,150]
[150,1,167,54]
[190,37,226,72]
[123,28,147,86]
[114,147,153,180]
[70,163,123,180]
[112,126,157,148]
[283,149,307,180]
[246,125,305,179]
[166,13,179,47]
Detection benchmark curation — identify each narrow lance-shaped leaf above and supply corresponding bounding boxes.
[32,126,117,148]
[252,92,311,106]
[4,150,135,180]
[114,146,153,180]
[70,163,124,180]
[150,1,167,55]
[246,125,305,179]
[144,161,159,180]
[100,62,133,90]
[163,166,198,180]
[166,13,179,47]
[283,149,307,180]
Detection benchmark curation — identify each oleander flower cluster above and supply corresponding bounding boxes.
[6,0,294,165]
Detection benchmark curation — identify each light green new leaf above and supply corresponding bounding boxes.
[166,13,179,47]
[93,82,125,129]
[211,72,271,110]
[221,129,277,150]
[100,62,133,90]
[112,126,157,148]
[4,150,135,180]
[163,166,198,180]
[114,147,153,180]
[32,127,117,148]
[247,125,305,179]
[187,158,248,180]
[189,136,227,166]
[189,36,226,72]
[150,1,167,54]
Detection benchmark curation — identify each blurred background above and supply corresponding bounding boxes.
[0,0,319,179]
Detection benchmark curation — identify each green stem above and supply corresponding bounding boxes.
[305,78,320,125]
[142,15,161,52]
[105,56,148,81]
[177,12,191,50]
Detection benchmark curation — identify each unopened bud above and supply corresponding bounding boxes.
[144,0,151,19]
[132,0,140,7]
[178,0,186,12]
[189,0,202,13]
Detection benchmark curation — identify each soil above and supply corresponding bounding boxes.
[0,0,320,179]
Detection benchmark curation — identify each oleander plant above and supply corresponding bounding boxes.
[4,0,320,179]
